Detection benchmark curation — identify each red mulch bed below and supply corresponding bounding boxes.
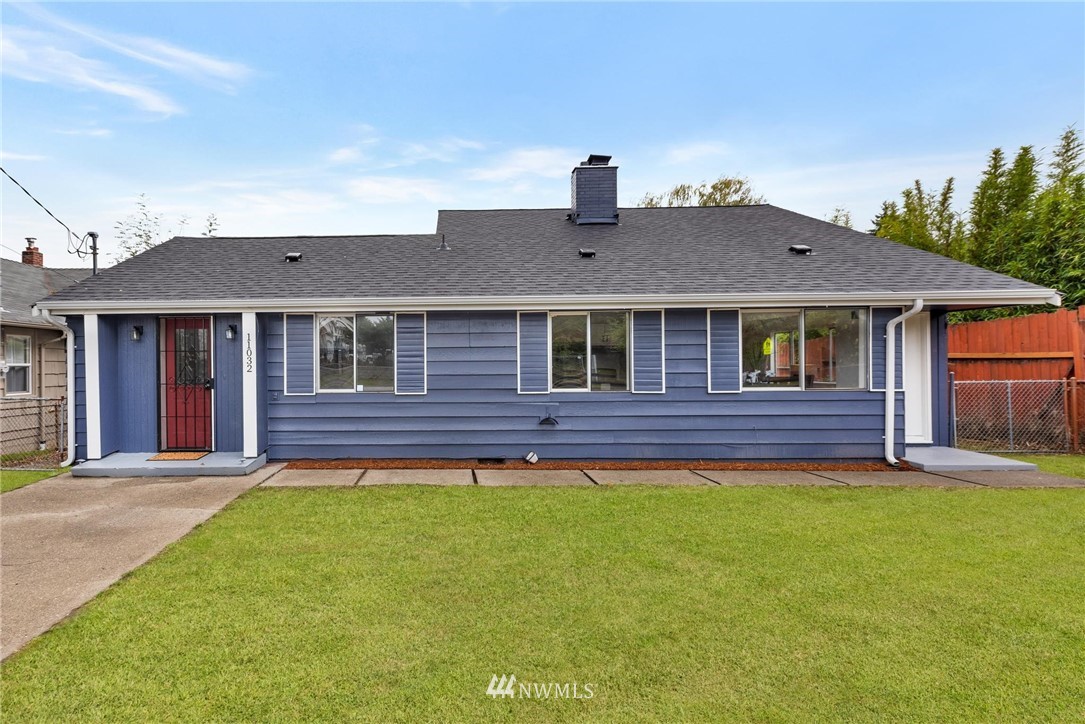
[285,458,912,471]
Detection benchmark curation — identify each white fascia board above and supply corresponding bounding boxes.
[36,288,1062,315]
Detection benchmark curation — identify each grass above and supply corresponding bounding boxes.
[0,468,66,493]
[1006,454,1085,479]
[3,486,1084,721]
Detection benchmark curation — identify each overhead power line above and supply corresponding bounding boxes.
[0,165,99,270]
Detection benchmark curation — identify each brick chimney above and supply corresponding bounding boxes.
[21,237,43,267]
[570,154,618,225]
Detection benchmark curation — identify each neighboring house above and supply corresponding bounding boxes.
[1,240,92,454]
[37,156,1060,466]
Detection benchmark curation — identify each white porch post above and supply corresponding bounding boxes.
[242,312,258,458]
[84,313,102,460]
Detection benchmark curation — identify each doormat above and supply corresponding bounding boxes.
[149,452,209,461]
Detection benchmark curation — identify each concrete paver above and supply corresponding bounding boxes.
[812,471,980,487]
[359,469,474,486]
[931,470,1085,488]
[475,469,594,486]
[584,469,708,486]
[261,469,361,487]
[1,464,281,660]
[696,470,843,486]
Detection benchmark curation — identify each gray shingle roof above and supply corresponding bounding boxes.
[40,205,1050,305]
[1,260,92,325]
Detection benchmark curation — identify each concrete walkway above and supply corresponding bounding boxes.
[261,467,1085,488]
[0,464,282,660]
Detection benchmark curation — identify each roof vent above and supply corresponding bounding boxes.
[788,244,813,255]
[437,234,451,251]
[285,252,303,262]
[579,248,596,258]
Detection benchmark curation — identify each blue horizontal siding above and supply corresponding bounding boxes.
[395,313,426,393]
[708,310,740,392]
[264,309,904,461]
[518,312,549,393]
[632,310,664,393]
[872,307,905,390]
[284,314,314,395]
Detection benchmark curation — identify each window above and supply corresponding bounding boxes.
[4,335,31,395]
[316,313,396,393]
[318,316,355,391]
[741,308,868,390]
[355,314,394,392]
[550,311,628,391]
[803,308,868,389]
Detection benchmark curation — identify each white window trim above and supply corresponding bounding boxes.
[3,334,32,396]
[355,312,396,394]
[316,313,357,394]
[706,308,741,394]
[516,311,550,395]
[631,309,666,394]
[738,307,874,392]
[282,313,316,396]
[548,310,632,394]
[393,311,427,395]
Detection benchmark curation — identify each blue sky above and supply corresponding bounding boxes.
[2,2,1082,267]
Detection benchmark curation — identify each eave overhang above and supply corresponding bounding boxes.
[34,288,1063,316]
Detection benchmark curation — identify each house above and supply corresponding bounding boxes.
[36,156,1060,470]
[1,240,92,456]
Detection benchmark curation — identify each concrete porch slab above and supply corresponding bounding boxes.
[359,469,474,486]
[584,469,708,486]
[904,447,1037,472]
[261,469,361,487]
[72,452,266,477]
[931,470,1085,488]
[695,470,843,486]
[813,471,980,487]
[475,469,594,486]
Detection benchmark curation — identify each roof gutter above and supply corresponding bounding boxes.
[35,307,76,468]
[884,299,924,467]
[33,288,1061,315]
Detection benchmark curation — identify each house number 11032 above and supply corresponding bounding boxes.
[245,333,254,373]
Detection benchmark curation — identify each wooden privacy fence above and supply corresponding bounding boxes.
[949,306,1085,451]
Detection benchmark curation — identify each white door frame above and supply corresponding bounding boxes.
[904,312,933,444]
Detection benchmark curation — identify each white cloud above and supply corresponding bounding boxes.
[466,147,579,182]
[13,4,251,91]
[329,146,365,164]
[0,150,47,161]
[347,176,448,204]
[399,137,485,165]
[663,141,731,165]
[1,27,183,115]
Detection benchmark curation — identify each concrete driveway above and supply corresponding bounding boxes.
[0,465,281,660]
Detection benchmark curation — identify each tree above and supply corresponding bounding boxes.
[113,195,222,260]
[638,175,765,207]
[827,206,853,228]
[872,178,965,259]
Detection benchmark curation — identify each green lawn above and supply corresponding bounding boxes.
[1007,454,1085,479]
[3,486,1083,721]
[0,468,66,494]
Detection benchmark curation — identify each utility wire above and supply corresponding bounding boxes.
[0,165,93,259]
[0,243,91,286]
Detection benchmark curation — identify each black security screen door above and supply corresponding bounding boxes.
[159,316,213,451]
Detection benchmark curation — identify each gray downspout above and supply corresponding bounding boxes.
[885,299,924,466]
[36,307,75,467]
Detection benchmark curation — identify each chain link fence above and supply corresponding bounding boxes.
[953,380,1071,453]
[0,397,67,469]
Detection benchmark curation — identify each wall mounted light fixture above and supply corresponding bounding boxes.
[131,325,143,341]
[226,324,238,340]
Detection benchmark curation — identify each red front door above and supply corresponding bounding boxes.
[160,317,213,451]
